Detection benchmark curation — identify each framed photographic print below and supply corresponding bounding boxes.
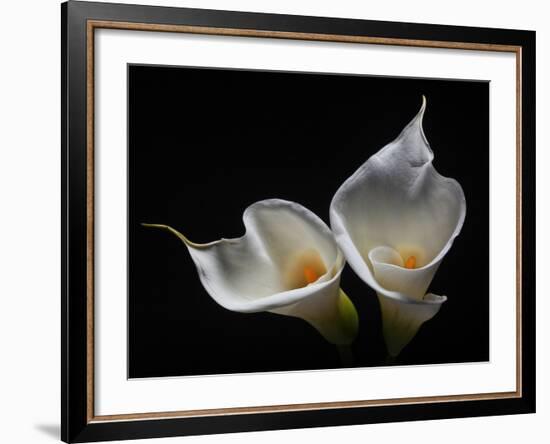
[61,1,536,442]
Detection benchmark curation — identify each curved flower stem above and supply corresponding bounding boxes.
[337,345,354,367]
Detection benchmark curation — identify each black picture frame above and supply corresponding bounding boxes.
[61,1,536,442]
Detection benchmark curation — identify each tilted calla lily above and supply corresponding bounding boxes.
[330,97,466,357]
[144,199,358,346]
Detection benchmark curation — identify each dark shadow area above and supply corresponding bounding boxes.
[34,424,59,440]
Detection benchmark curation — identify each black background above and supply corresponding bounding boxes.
[128,64,489,378]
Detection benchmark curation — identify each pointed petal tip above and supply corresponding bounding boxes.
[416,94,427,122]
[141,222,204,248]
[423,293,447,304]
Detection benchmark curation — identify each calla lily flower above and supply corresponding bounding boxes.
[330,97,466,357]
[144,199,358,346]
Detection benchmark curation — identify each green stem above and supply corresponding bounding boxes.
[337,345,354,367]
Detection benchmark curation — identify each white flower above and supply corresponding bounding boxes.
[144,199,358,345]
[330,97,466,357]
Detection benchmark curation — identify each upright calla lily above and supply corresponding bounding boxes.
[144,199,358,347]
[330,97,466,357]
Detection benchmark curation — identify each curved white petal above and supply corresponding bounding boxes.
[368,246,440,300]
[330,97,465,354]
[145,199,358,345]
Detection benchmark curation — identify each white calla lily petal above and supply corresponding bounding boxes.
[368,246,440,300]
[145,199,358,345]
[330,97,465,356]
